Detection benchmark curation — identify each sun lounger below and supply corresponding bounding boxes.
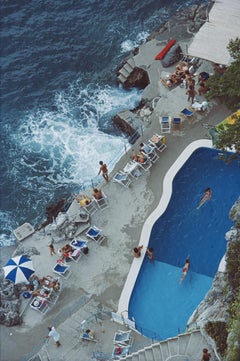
[149,134,167,152]
[160,116,171,133]
[40,286,59,304]
[85,226,106,245]
[172,117,183,131]
[83,199,98,215]
[123,162,142,178]
[133,157,152,172]
[53,262,72,278]
[180,108,196,123]
[113,171,132,188]
[113,330,133,346]
[70,239,88,253]
[112,345,131,359]
[94,191,109,210]
[80,331,97,342]
[68,248,82,263]
[140,143,159,164]
[30,297,49,314]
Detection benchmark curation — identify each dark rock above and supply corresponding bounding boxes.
[161,43,182,68]
[123,67,150,90]
[0,275,22,326]
[112,115,136,137]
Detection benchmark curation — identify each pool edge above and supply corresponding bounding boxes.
[117,139,213,318]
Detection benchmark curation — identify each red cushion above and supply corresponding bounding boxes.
[155,39,176,60]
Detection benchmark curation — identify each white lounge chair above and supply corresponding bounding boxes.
[112,345,131,359]
[113,172,132,188]
[149,134,167,152]
[30,297,49,314]
[140,143,159,163]
[94,191,109,210]
[160,116,171,133]
[83,199,98,215]
[123,162,142,178]
[113,330,133,346]
[133,157,152,172]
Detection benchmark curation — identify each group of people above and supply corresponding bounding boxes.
[161,60,211,104]
[25,274,61,298]
[133,245,154,261]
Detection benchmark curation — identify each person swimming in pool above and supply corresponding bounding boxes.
[180,257,190,284]
[197,188,212,209]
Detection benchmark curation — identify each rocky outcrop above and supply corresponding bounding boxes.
[0,277,22,326]
[161,43,183,68]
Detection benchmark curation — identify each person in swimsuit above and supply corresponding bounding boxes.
[180,258,190,284]
[197,188,212,209]
[98,161,109,182]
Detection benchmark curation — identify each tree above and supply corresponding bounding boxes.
[206,38,240,110]
[215,112,240,160]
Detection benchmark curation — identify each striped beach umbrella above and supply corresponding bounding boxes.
[3,255,35,284]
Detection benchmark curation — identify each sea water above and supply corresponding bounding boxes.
[1,0,207,246]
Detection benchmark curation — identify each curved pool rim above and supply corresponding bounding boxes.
[117,139,214,317]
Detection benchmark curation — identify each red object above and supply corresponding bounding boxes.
[155,39,176,60]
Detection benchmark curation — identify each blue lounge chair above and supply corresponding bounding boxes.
[85,226,106,245]
[53,262,72,278]
[172,117,183,131]
[180,108,195,123]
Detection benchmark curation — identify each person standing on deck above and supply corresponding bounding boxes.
[98,161,109,182]
[46,326,61,347]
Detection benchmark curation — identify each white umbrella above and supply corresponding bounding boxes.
[3,255,35,284]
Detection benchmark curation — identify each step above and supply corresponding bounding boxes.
[152,344,163,361]
[130,354,140,361]
[178,333,191,355]
[187,331,206,360]
[138,350,147,361]
[167,337,179,356]
[123,62,134,73]
[119,66,131,78]
[126,57,135,68]
[160,341,170,360]
[144,347,155,361]
[118,74,127,84]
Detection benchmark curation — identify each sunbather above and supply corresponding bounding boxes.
[133,245,143,258]
[92,188,103,200]
[132,150,146,164]
[75,194,91,206]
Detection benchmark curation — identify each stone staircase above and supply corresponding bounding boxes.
[119,330,217,361]
[117,58,136,85]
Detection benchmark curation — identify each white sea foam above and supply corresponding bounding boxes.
[120,31,149,53]
[0,83,141,247]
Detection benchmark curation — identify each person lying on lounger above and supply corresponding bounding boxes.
[197,188,212,209]
[132,150,147,164]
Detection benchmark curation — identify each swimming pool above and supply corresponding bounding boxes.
[127,146,240,340]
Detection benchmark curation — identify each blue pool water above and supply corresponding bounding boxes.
[129,147,240,340]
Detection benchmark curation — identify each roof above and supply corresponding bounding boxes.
[188,0,240,65]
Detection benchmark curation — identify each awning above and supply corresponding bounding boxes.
[188,0,240,65]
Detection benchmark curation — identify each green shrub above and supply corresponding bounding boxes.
[204,321,228,356]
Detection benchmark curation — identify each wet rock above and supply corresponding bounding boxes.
[13,244,40,258]
[161,43,182,67]
[121,67,150,90]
